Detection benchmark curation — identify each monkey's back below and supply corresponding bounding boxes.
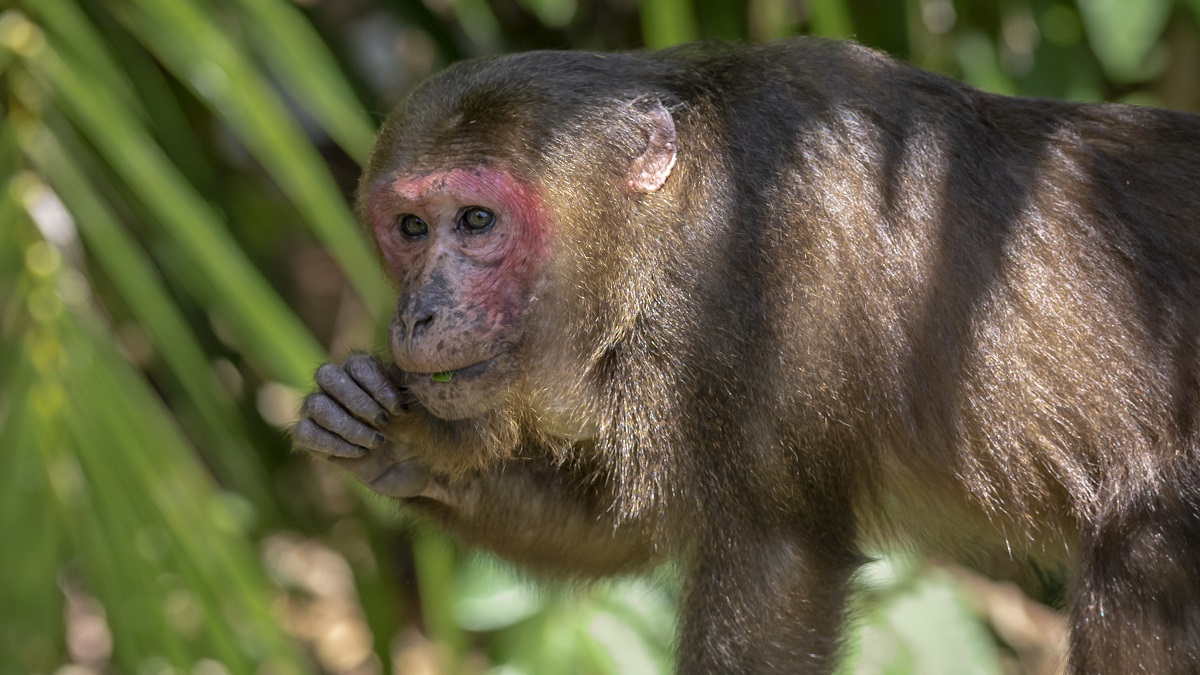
[688,40,1200,553]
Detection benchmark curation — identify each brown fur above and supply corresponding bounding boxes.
[302,37,1200,673]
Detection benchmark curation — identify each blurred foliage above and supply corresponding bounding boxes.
[1,0,1198,673]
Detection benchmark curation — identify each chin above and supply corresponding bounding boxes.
[403,355,517,420]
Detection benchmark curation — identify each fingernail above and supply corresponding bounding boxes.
[374,432,387,447]
[375,411,390,426]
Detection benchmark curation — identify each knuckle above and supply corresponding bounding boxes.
[315,363,343,386]
[349,355,389,386]
[305,393,335,417]
[345,357,372,380]
[292,419,320,448]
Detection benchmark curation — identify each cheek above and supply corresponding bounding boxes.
[481,204,550,326]
[460,269,530,334]
[371,223,413,278]
[381,248,412,279]
[461,236,547,334]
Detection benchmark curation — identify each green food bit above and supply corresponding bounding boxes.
[431,371,453,382]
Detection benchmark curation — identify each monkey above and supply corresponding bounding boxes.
[292,37,1200,673]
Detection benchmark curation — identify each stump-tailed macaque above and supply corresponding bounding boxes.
[293,38,1200,673]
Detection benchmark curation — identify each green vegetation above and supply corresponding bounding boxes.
[2,1,1198,673]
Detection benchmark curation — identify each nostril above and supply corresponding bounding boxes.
[409,312,434,341]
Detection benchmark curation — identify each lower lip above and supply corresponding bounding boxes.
[420,358,495,381]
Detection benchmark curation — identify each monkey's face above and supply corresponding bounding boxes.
[367,166,551,420]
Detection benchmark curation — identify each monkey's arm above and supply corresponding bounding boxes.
[404,457,658,575]
[293,354,658,576]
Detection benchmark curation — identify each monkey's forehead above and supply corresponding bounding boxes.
[367,166,526,210]
[365,166,548,232]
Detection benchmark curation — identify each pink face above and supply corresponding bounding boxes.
[367,166,550,419]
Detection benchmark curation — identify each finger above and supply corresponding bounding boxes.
[331,452,430,498]
[344,354,406,415]
[315,363,389,427]
[306,394,387,450]
[293,419,366,458]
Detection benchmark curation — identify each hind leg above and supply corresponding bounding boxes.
[1069,488,1200,674]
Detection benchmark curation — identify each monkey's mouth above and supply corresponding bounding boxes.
[410,357,496,382]
[402,355,512,420]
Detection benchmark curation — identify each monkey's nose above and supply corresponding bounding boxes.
[404,310,435,343]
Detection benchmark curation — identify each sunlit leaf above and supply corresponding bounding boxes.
[1,211,307,672]
[412,530,469,669]
[1076,0,1172,82]
[455,557,544,632]
[955,30,1016,96]
[453,0,504,53]
[517,0,579,29]
[807,0,854,38]
[0,209,68,675]
[116,0,390,313]
[640,0,699,48]
[21,126,278,514]
[26,0,144,118]
[22,40,325,386]
[231,0,378,161]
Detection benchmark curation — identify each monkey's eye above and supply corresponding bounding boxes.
[460,207,495,234]
[398,214,428,238]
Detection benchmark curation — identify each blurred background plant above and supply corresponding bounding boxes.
[2,0,1198,673]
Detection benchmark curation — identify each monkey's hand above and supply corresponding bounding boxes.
[293,354,437,499]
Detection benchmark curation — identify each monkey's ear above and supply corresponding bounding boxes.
[626,98,677,193]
